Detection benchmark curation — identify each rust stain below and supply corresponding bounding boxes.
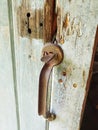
[66,65,73,76]
[73,83,78,88]
[62,71,66,76]
[63,13,83,38]
[56,7,63,43]
[63,13,70,29]
[60,36,65,44]
[58,79,63,83]
[17,0,62,42]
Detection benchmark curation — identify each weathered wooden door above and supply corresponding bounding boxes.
[0,0,98,130]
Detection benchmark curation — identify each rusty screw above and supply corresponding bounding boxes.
[73,83,77,88]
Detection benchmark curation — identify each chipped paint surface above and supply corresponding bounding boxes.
[1,0,98,130]
[49,0,98,130]
[13,0,98,130]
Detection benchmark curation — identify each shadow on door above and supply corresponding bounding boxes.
[81,27,98,130]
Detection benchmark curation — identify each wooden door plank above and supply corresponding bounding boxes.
[0,0,18,130]
[7,0,98,130]
[49,0,98,130]
[10,0,46,130]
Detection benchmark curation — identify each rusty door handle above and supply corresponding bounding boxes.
[38,43,63,121]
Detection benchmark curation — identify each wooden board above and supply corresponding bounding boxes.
[0,0,18,130]
[9,0,46,130]
[49,0,98,130]
[6,0,98,130]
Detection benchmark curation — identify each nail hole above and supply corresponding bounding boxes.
[28,28,31,34]
[40,22,43,27]
[49,52,53,54]
[25,21,27,24]
[27,12,30,17]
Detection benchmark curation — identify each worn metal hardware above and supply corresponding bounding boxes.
[38,43,63,121]
[45,112,56,121]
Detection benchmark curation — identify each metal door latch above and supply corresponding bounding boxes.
[38,43,63,121]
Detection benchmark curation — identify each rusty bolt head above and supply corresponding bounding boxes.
[62,71,66,76]
[58,79,63,83]
[73,83,77,88]
[46,112,56,121]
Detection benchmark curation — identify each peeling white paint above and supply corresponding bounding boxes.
[1,0,97,130]
[50,0,98,130]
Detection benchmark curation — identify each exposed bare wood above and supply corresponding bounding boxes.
[13,0,46,130]
[17,4,44,39]
[44,0,57,42]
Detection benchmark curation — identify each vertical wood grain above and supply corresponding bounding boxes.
[44,0,57,42]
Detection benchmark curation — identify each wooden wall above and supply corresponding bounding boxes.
[0,0,98,130]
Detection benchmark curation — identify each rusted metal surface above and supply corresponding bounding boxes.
[38,43,63,120]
